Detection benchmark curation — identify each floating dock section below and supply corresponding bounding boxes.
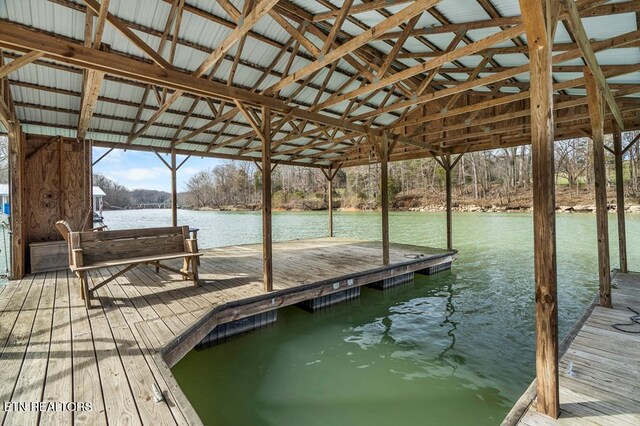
[368,272,415,290]
[196,310,277,350]
[298,286,361,311]
[0,238,456,425]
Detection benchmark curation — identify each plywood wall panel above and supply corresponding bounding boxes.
[24,136,91,248]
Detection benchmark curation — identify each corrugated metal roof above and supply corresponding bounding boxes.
[0,0,637,167]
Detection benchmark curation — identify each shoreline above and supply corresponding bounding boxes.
[102,203,640,214]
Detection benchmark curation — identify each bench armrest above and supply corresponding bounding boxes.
[185,238,198,253]
[71,248,84,268]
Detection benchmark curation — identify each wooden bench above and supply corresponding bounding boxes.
[66,225,202,308]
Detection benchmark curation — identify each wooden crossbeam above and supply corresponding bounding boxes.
[320,0,354,57]
[77,0,109,139]
[126,0,280,143]
[313,0,414,21]
[0,51,44,79]
[561,0,625,129]
[354,29,640,123]
[315,25,524,111]
[83,0,172,69]
[0,22,373,138]
[265,0,441,95]
[392,63,640,132]
[378,0,640,39]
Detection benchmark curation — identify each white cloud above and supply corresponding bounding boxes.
[110,166,169,182]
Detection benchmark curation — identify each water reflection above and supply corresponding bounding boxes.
[344,275,463,381]
[163,210,640,425]
[437,279,462,373]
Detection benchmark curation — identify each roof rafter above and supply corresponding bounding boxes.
[265,0,442,95]
[561,0,625,129]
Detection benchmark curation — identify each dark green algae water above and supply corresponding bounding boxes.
[102,209,636,425]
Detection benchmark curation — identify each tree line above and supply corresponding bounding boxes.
[183,132,640,210]
[93,174,171,209]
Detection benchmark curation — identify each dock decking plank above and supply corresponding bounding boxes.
[4,272,56,426]
[0,238,453,425]
[0,274,44,425]
[512,272,640,426]
[40,271,73,426]
[69,269,107,425]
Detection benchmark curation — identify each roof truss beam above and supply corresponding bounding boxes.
[265,0,441,95]
[561,0,625,129]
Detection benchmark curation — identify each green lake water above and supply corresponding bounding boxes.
[102,210,638,425]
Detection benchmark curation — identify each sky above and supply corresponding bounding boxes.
[92,147,223,193]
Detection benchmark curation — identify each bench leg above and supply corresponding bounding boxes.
[182,258,190,280]
[77,272,85,301]
[77,271,90,309]
[154,262,160,274]
[191,258,199,287]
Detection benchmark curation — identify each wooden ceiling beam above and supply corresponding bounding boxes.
[77,0,109,139]
[265,0,441,95]
[82,0,172,69]
[320,0,354,57]
[0,51,44,80]
[391,62,640,133]
[378,0,640,39]
[561,0,625,129]
[51,0,383,108]
[0,21,370,136]
[354,28,640,123]
[126,0,280,143]
[316,25,524,112]
[313,0,415,22]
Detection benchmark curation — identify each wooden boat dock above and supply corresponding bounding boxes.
[0,238,454,425]
[504,271,640,426]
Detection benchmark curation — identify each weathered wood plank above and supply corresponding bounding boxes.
[40,271,73,426]
[3,272,55,426]
[69,268,107,425]
[0,274,43,425]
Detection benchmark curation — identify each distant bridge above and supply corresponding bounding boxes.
[128,203,175,210]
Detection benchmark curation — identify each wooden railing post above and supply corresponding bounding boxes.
[612,121,627,273]
[520,0,559,418]
[585,68,612,308]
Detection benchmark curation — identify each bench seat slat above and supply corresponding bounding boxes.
[70,251,203,272]
[79,226,185,242]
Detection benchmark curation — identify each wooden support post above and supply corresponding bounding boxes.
[519,0,559,418]
[328,168,334,238]
[1,75,25,279]
[612,121,627,273]
[380,134,390,265]
[585,68,612,307]
[171,148,177,227]
[8,127,25,279]
[445,154,453,251]
[261,107,273,292]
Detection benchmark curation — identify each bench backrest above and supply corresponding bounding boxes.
[70,226,189,265]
